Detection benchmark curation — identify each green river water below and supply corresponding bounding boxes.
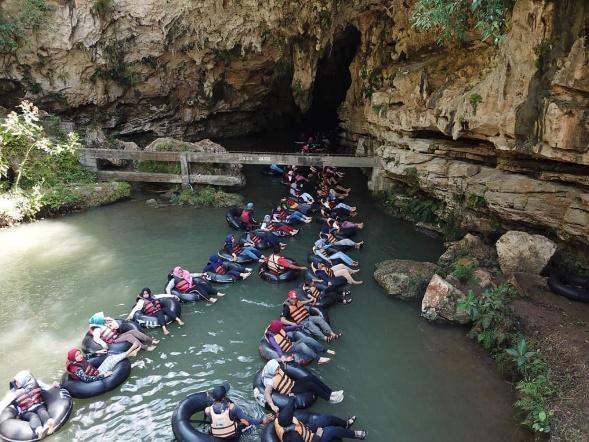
[0,166,522,441]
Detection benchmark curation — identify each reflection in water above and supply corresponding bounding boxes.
[0,167,521,441]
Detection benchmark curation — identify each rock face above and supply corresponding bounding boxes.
[1,0,588,245]
[496,231,557,275]
[373,259,437,299]
[421,274,470,324]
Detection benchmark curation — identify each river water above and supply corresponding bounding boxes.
[0,166,522,441]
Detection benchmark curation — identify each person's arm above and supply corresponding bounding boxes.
[281,307,297,326]
[268,335,285,357]
[127,300,144,319]
[283,324,302,332]
[73,367,105,383]
[155,293,175,299]
[92,328,109,349]
[165,279,175,295]
[264,384,279,413]
[189,272,205,277]
[231,405,263,426]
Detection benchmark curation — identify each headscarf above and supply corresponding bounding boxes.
[225,234,234,244]
[246,202,254,209]
[88,312,106,326]
[263,215,271,223]
[261,359,280,384]
[10,371,34,392]
[173,266,192,285]
[268,320,283,334]
[65,347,86,373]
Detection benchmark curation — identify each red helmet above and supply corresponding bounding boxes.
[287,290,298,299]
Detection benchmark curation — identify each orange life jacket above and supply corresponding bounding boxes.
[272,367,295,395]
[274,417,314,442]
[288,300,309,324]
[265,326,293,353]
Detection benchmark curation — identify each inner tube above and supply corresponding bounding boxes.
[259,260,300,284]
[171,288,208,303]
[252,364,317,410]
[261,411,343,442]
[203,272,238,284]
[239,232,274,250]
[225,207,244,230]
[132,297,182,328]
[0,387,73,442]
[306,253,345,266]
[81,320,143,354]
[548,272,589,303]
[217,250,255,264]
[61,355,131,399]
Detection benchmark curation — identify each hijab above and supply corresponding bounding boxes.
[268,320,283,334]
[173,266,192,285]
[88,312,106,326]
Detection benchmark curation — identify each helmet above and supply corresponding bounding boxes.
[287,290,298,299]
[246,202,254,209]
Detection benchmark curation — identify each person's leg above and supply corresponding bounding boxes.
[97,352,128,373]
[113,331,144,349]
[291,331,327,354]
[160,307,178,321]
[292,341,319,361]
[334,238,357,247]
[293,375,332,400]
[328,252,355,266]
[304,414,347,430]
[241,248,261,260]
[301,320,325,340]
[21,411,43,432]
[225,262,244,272]
[331,263,357,273]
[309,316,334,336]
[318,427,357,441]
[35,405,50,427]
[335,202,354,211]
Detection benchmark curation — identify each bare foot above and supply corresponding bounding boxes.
[209,298,218,304]
[326,349,336,355]
[176,318,185,325]
[163,327,170,335]
[217,292,226,297]
[152,339,160,344]
[318,357,331,364]
[129,348,140,357]
[146,346,157,351]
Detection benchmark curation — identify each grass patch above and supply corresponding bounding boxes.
[169,186,242,208]
[452,261,475,283]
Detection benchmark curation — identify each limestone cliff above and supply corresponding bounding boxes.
[1,0,588,246]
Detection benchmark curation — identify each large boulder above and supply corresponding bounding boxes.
[438,233,497,270]
[421,274,470,324]
[496,231,557,275]
[374,259,437,299]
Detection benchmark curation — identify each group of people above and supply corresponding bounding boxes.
[0,158,369,441]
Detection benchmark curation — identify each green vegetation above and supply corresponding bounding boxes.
[0,101,128,226]
[0,0,48,52]
[90,39,139,88]
[169,186,243,208]
[452,261,475,283]
[469,93,482,113]
[458,284,555,434]
[412,0,510,45]
[91,0,115,20]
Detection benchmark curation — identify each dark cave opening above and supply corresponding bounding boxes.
[303,26,361,131]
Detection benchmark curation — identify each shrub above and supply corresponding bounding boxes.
[469,93,482,113]
[169,186,242,208]
[505,337,536,370]
[515,376,553,433]
[452,261,475,283]
[91,0,114,20]
[0,0,48,52]
[412,0,509,45]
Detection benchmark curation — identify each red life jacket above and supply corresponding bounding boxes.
[89,325,119,344]
[174,275,194,293]
[143,298,162,315]
[14,385,43,414]
[67,360,100,380]
[214,264,226,274]
[250,234,261,244]
[231,244,242,255]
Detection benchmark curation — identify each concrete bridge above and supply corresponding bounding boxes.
[80,148,377,187]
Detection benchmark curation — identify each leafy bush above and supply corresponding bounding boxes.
[469,93,482,112]
[505,337,536,370]
[91,0,114,20]
[412,0,509,45]
[90,39,139,88]
[515,376,553,433]
[0,0,48,52]
[169,186,242,208]
[452,261,475,283]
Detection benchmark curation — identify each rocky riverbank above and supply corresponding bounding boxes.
[374,231,589,441]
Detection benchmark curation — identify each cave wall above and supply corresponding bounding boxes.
[1,0,588,245]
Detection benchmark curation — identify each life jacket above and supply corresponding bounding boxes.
[225,243,242,255]
[249,233,262,245]
[322,267,334,278]
[286,198,299,210]
[14,385,43,414]
[306,286,321,305]
[265,326,293,353]
[143,298,162,315]
[67,360,100,380]
[274,210,288,221]
[174,275,195,293]
[214,263,227,275]
[327,233,337,244]
[210,404,239,439]
[272,367,295,395]
[89,325,119,344]
[287,300,309,324]
[266,254,283,273]
[274,417,314,442]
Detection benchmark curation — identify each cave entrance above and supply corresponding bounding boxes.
[303,26,361,131]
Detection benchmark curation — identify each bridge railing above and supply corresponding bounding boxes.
[80,148,376,187]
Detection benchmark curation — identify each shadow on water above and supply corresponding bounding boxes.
[0,165,524,441]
